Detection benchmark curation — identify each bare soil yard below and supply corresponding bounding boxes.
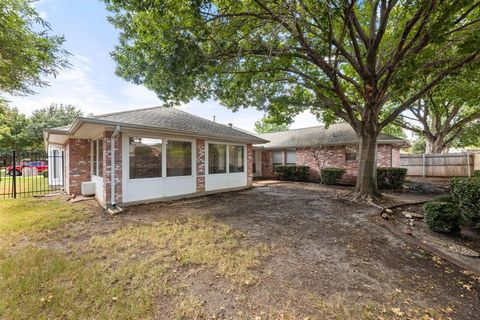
[1,182,479,319]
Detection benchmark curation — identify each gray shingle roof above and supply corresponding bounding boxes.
[255,123,407,148]
[90,106,267,143]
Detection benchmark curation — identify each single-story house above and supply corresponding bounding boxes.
[44,106,267,207]
[44,106,407,208]
[252,123,408,182]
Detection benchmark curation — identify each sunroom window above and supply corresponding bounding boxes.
[129,137,162,179]
[208,144,227,174]
[166,140,192,176]
[229,145,244,173]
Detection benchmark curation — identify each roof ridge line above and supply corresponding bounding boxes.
[94,105,165,118]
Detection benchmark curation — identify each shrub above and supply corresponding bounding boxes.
[450,177,480,229]
[274,165,310,181]
[377,167,407,189]
[423,197,464,233]
[320,168,345,185]
[473,170,480,177]
[42,170,48,178]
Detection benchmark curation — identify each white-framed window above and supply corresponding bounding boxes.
[273,149,283,169]
[207,143,245,174]
[166,140,192,177]
[346,146,357,162]
[91,139,103,177]
[129,137,162,179]
[285,149,296,165]
[229,145,244,173]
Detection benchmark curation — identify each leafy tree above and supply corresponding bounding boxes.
[395,67,480,153]
[104,0,480,200]
[0,107,32,150]
[27,103,82,150]
[411,136,426,154]
[0,0,69,97]
[254,116,290,134]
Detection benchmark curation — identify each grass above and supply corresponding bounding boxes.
[0,197,270,319]
[0,176,61,197]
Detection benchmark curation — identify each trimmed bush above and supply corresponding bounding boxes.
[42,170,48,178]
[424,196,464,233]
[473,170,480,177]
[377,167,407,189]
[451,177,480,229]
[274,165,310,182]
[320,168,345,185]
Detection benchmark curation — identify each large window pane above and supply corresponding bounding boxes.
[229,145,244,173]
[167,140,192,176]
[129,137,162,179]
[92,140,97,176]
[285,149,296,165]
[208,144,227,174]
[273,150,283,164]
[98,139,103,176]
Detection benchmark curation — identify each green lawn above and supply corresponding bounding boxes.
[0,176,61,197]
[0,197,269,319]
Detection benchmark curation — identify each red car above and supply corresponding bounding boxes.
[7,161,48,176]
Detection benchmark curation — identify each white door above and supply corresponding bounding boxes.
[48,145,64,186]
[253,150,262,177]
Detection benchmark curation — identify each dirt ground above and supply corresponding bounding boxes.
[62,181,478,319]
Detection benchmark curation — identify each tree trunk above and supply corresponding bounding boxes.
[352,131,381,200]
[425,136,445,154]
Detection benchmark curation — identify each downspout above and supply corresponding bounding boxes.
[110,125,121,207]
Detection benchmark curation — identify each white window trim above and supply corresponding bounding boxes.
[205,141,247,176]
[126,134,196,181]
[91,137,103,178]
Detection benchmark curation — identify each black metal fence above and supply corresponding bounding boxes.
[0,150,64,198]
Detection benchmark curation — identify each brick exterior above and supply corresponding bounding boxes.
[260,144,400,182]
[103,131,122,206]
[247,144,253,187]
[64,138,91,196]
[261,149,274,178]
[196,139,205,192]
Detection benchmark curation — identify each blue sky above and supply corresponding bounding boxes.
[8,0,320,132]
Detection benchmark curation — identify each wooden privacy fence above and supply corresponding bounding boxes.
[400,153,478,177]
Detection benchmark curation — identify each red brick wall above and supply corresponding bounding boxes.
[196,139,205,192]
[103,131,122,205]
[260,144,400,182]
[261,149,274,178]
[247,144,253,186]
[64,138,91,195]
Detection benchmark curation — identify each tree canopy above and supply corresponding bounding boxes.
[254,116,290,133]
[103,0,480,199]
[0,0,69,97]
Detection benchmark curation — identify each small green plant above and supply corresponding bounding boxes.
[450,177,480,229]
[274,165,310,181]
[42,170,48,178]
[473,170,480,177]
[320,168,345,185]
[423,196,464,233]
[377,167,407,189]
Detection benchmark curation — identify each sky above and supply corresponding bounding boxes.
[7,0,321,132]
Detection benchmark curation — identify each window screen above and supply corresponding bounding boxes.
[166,140,192,176]
[229,145,244,173]
[129,137,162,179]
[208,144,227,174]
[285,149,296,164]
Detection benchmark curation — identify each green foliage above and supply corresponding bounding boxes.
[381,123,406,139]
[27,104,82,150]
[474,170,480,177]
[254,116,290,134]
[411,136,426,154]
[423,197,464,233]
[0,107,32,150]
[377,168,407,190]
[0,0,69,96]
[450,177,480,229]
[42,170,48,178]
[320,168,345,185]
[274,165,310,182]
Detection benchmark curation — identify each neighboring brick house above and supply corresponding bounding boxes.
[252,123,407,183]
[44,106,267,208]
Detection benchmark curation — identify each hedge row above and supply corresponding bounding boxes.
[318,167,407,189]
[424,177,480,233]
[274,165,310,181]
[320,168,345,185]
